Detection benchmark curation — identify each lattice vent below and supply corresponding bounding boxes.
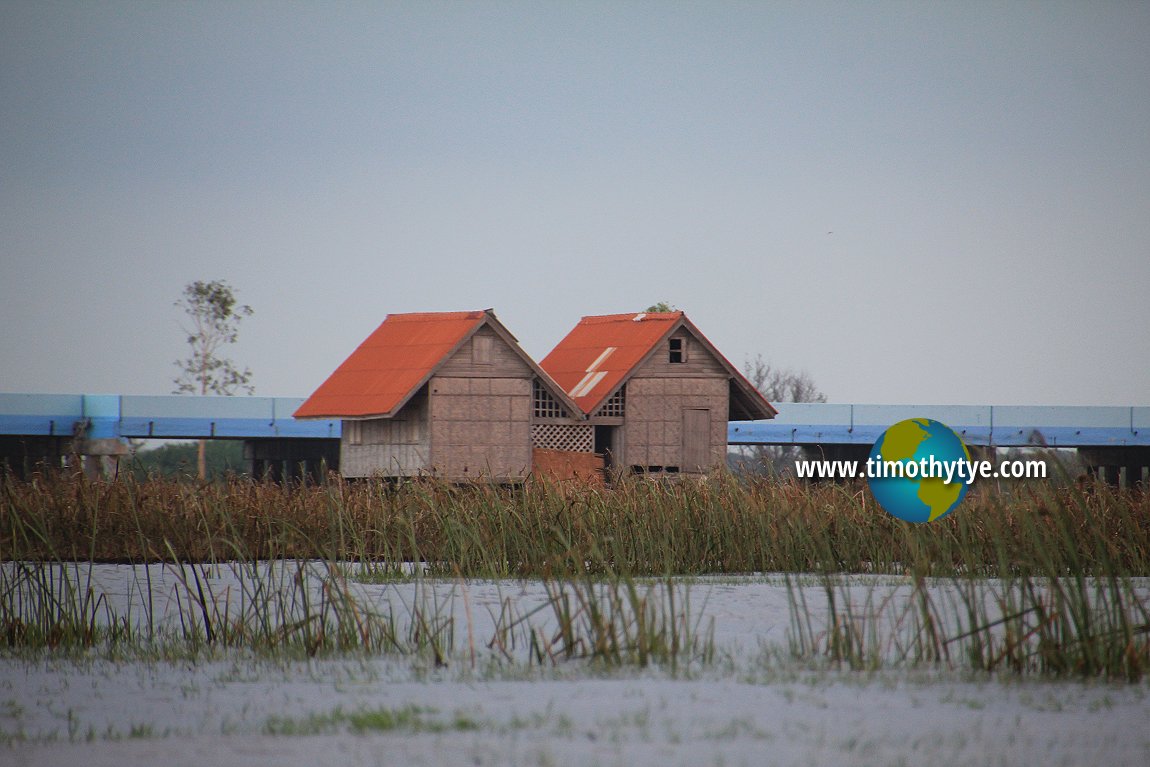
[531,423,594,452]
[533,379,569,419]
[594,385,625,418]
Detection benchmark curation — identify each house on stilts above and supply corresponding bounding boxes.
[539,311,777,475]
[294,310,590,481]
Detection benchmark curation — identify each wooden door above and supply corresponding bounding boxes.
[682,408,711,472]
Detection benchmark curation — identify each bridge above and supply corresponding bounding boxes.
[729,403,1149,487]
[0,394,339,481]
[728,402,1150,448]
[1,394,1146,485]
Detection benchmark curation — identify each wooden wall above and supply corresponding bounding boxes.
[427,327,535,479]
[622,377,728,471]
[635,333,729,379]
[437,325,533,378]
[621,331,731,472]
[340,388,430,477]
[429,376,532,479]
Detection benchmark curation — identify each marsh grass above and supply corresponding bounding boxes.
[1,471,1148,677]
[262,704,480,736]
[483,575,714,670]
[3,472,1147,577]
[0,474,714,668]
[786,572,1150,680]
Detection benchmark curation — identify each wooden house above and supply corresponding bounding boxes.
[294,310,586,480]
[540,312,777,475]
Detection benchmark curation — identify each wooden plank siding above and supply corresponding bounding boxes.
[340,388,430,477]
[427,328,535,479]
[681,407,712,473]
[437,325,534,379]
[622,330,732,472]
[622,378,728,470]
[429,376,532,479]
[632,334,728,378]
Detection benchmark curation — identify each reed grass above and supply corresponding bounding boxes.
[786,571,1150,681]
[1,471,1147,678]
[2,472,1147,578]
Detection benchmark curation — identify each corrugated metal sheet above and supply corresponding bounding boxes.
[541,312,777,420]
[294,311,486,419]
[539,312,684,414]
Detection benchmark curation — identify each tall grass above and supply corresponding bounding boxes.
[1,472,1147,677]
[3,472,1147,577]
[486,575,714,670]
[786,571,1150,681]
[0,473,719,666]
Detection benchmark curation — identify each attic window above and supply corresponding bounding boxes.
[533,379,568,419]
[668,337,686,364]
[473,335,493,365]
[595,385,625,418]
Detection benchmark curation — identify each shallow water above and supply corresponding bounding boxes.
[10,562,1146,660]
[3,566,1149,765]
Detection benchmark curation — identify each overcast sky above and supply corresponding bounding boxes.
[2,1,1147,407]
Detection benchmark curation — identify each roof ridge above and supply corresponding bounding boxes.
[578,311,683,323]
[385,310,487,321]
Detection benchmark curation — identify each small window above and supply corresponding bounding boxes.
[346,420,362,446]
[668,337,686,363]
[473,335,493,365]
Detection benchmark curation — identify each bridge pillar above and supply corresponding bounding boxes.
[1124,462,1145,489]
[967,445,995,464]
[71,438,131,479]
[798,444,871,481]
[0,436,67,479]
[244,439,340,483]
[1104,465,1122,487]
[1079,447,1149,489]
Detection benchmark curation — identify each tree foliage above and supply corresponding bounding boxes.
[173,280,254,396]
[172,279,254,480]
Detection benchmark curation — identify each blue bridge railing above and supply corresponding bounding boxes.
[728,403,1149,448]
[0,394,338,440]
[0,394,1146,448]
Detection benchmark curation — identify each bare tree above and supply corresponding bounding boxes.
[741,354,826,476]
[743,354,826,405]
[173,280,254,479]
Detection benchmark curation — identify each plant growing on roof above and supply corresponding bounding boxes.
[644,301,677,312]
[172,279,254,479]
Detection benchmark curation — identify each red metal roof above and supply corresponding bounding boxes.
[540,311,777,419]
[294,311,487,419]
[539,312,685,414]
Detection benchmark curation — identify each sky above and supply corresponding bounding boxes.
[2,1,1148,407]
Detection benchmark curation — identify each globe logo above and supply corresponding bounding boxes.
[867,418,972,523]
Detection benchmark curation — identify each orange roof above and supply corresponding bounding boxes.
[540,311,777,419]
[539,312,685,413]
[294,311,486,419]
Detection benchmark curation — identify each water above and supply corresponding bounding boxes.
[3,565,1150,765]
